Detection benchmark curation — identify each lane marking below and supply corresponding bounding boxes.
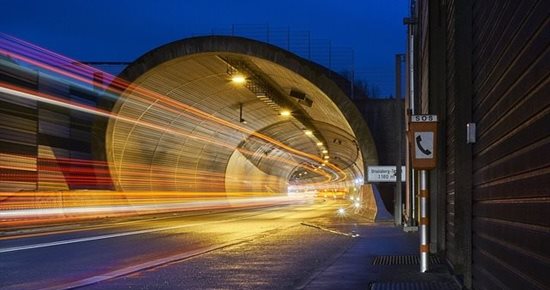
[0,203,289,241]
[40,239,249,290]
[300,222,360,238]
[38,225,298,290]
[0,214,258,254]
[0,201,320,254]
[3,202,337,289]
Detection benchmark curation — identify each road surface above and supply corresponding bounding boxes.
[0,199,368,289]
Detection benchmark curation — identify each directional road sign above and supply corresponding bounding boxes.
[367,166,406,182]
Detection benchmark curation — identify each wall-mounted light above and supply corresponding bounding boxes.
[304,130,313,136]
[316,142,323,146]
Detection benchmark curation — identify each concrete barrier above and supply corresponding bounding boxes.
[360,184,393,222]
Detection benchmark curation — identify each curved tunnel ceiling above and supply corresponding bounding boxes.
[106,36,377,194]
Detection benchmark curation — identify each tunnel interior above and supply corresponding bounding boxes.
[106,44,376,196]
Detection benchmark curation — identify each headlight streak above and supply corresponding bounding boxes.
[0,195,311,228]
[0,196,303,220]
[0,52,344,183]
[2,153,290,186]
[0,34,365,225]
[0,84,332,182]
[0,35,348,181]
[0,83,344,203]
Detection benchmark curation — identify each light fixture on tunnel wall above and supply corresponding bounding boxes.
[316,142,323,146]
[289,89,313,107]
[231,74,246,84]
[280,110,291,117]
[304,130,313,136]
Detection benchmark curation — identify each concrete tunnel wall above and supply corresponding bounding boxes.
[96,36,378,193]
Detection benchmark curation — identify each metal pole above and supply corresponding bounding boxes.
[394,54,403,226]
[419,169,429,272]
[408,16,417,227]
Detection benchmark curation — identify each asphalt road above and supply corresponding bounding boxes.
[0,199,366,289]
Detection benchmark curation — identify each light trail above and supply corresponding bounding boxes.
[0,195,310,227]
[0,34,361,226]
[0,36,348,180]
[0,83,333,182]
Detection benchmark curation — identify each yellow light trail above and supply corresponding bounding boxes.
[0,83,334,183]
[0,34,362,216]
[0,37,348,181]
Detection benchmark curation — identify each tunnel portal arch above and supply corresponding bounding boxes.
[104,36,378,194]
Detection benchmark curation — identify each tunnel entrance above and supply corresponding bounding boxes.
[105,36,377,196]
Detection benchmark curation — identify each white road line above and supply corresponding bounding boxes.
[0,201,313,254]
[39,225,296,290]
[0,216,242,254]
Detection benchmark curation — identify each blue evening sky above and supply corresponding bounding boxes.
[1,0,409,96]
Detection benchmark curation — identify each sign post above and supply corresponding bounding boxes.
[409,115,438,273]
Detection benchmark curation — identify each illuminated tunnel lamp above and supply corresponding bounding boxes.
[304,130,313,136]
[280,110,291,117]
[231,75,246,84]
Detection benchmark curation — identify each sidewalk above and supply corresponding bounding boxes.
[304,222,462,290]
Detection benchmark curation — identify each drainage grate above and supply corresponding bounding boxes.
[370,281,459,290]
[372,255,441,265]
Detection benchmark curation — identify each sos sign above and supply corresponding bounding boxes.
[409,115,438,170]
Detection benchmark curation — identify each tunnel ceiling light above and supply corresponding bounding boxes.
[324,155,330,159]
[322,149,328,154]
[316,142,323,146]
[304,130,313,136]
[231,75,246,84]
[280,110,291,116]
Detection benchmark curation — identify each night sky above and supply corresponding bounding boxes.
[1,0,408,96]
